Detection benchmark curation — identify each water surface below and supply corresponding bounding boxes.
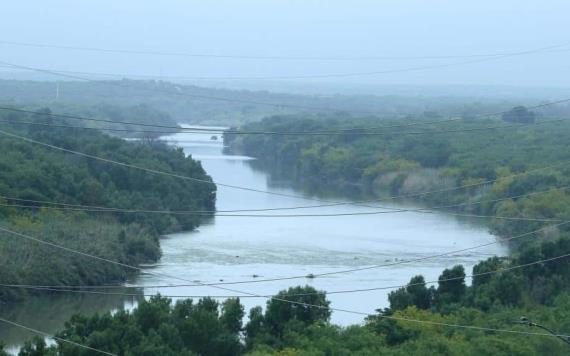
[136,127,507,325]
[0,125,506,350]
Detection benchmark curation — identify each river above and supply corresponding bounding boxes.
[0,125,507,352]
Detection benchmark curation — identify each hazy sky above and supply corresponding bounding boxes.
[1,0,569,89]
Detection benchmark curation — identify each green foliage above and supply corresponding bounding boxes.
[244,286,331,349]
[436,265,466,308]
[227,114,570,240]
[9,108,570,354]
[389,275,434,311]
[263,286,331,336]
[0,109,215,233]
[220,298,245,334]
[41,295,241,355]
[0,212,158,303]
[16,244,570,356]
[0,108,216,303]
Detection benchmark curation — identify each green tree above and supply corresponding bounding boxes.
[436,265,466,307]
[255,286,330,338]
[221,298,245,333]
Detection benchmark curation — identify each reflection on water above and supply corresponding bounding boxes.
[1,125,507,350]
[0,291,140,352]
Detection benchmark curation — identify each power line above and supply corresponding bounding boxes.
[1,116,568,137]
[1,126,568,214]
[1,39,567,61]
[0,126,410,214]
[0,128,491,212]
[0,201,562,220]
[4,159,569,213]
[1,186,566,219]
[84,219,570,287]
[0,126,402,215]
[300,221,570,280]
[2,122,569,287]
[515,317,570,346]
[3,94,570,135]
[1,96,570,136]
[2,41,570,341]
[2,55,570,116]
[0,106,469,132]
[0,59,365,114]
[1,43,567,80]
[0,317,116,356]
[4,250,570,298]
[0,128,316,202]
[0,168,566,215]
[1,216,565,291]
[0,224,567,340]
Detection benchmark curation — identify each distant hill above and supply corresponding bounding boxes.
[1,79,566,127]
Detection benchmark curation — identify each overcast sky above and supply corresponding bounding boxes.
[1,0,569,90]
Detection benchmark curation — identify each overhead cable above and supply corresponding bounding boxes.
[0,224,567,340]
[4,251,570,298]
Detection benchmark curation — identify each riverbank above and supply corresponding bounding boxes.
[7,128,570,353]
[132,128,506,326]
[224,115,570,240]
[0,111,216,307]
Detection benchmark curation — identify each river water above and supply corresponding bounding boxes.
[0,126,507,352]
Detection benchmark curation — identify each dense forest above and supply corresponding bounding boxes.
[6,234,570,355]
[225,111,570,239]
[0,108,216,303]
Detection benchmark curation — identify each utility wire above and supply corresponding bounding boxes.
[53,219,570,289]
[0,317,117,356]
[1,39,567,61]
[0,126,405,213]
[0,128,481,212]
[0,224,567,340]
[0,201,562,221]
[0,127,568,214]
[2,120,570,289]
[2,96,570,135]
[2,52,570,115]
[4,250,570,298]
[0,128,318,202]
[0,106,472,132]
[516,317,570,346]
[1,43,567,80]
[0,158,568,214]
[1,116,568,137]
[0,186,567,219]
[0,59,367,114]
[0,216,565,290]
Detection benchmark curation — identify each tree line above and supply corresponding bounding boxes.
[224,112,570,239]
